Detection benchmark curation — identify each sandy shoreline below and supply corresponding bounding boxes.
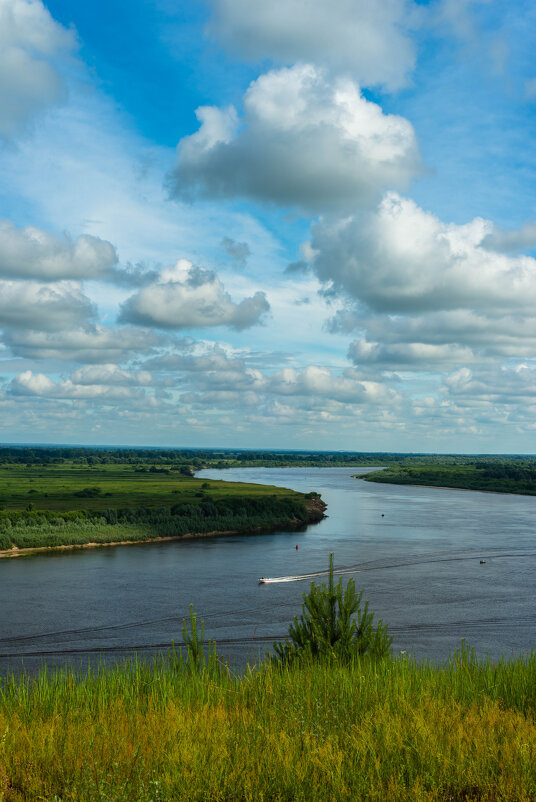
[0,529,244,559]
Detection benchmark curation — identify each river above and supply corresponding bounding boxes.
[1,466,535,675]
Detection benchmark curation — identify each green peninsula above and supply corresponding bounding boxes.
[0,449,325,555]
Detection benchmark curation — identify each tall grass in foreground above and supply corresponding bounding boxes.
[1,645,536,801]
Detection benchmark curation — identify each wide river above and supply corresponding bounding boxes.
[1,466,535,675]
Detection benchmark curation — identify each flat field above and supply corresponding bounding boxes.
[0,462,300,512]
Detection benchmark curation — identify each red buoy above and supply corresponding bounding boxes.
[296,544,299,550]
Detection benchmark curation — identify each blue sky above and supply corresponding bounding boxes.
[0,0,535,451]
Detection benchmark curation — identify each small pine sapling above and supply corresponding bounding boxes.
[273,553,392,663]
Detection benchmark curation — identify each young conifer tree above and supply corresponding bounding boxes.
[273,553,392,663]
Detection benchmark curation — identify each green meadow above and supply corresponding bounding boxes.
[0,462,304,512]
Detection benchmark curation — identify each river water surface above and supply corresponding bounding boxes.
[1,466,535,674]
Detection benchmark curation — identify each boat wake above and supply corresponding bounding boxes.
[259,568,363,584]
[258,549,536,585]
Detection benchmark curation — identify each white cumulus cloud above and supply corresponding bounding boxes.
[310,193,536,313]
[265,365,400,404]
[119,258,269,330]
[9,370,143,400]
[171,65,421,213]
[443,364,536,402]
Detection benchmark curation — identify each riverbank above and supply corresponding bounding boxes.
[0,497,326,559]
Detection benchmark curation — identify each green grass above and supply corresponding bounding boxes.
[0,463,303,513]
[1,646,535,800]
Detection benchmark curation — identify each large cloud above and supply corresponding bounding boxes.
[3,342,402,433]
[0,220,117,280]
[310,193,536,313]
[0,0,76,138]
[171,65,421,213]
[119,258,269,330]
[3,325,160,362]
[310,194,536,380]
[205,0,418,91]
[0,280,94,330]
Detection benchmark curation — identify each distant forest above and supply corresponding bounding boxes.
[0,445,534,469]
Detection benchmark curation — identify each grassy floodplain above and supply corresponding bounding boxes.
[0,459,324,554]
[1,646,536,800]
[360,461,536,496]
